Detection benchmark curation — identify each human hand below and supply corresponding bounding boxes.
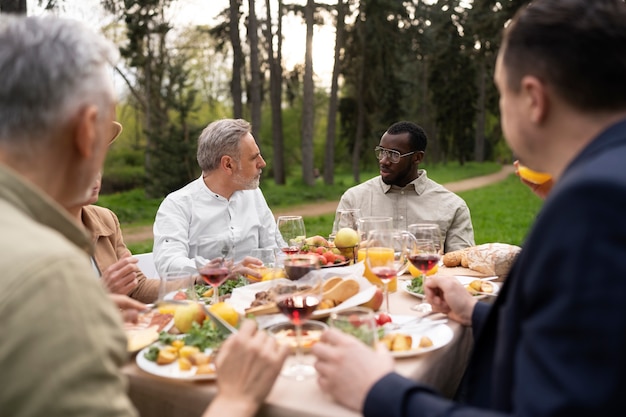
[101,256,140,295]
[311,328,394,412]
[423,275,477,326]
[209,320,289,415]
[513,160,553,200]
[109,293,146,323]
[232,256,263,280]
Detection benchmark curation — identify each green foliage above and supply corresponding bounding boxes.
[97,188,163,225]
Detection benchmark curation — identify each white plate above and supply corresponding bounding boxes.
[400,276,499,300]
[384,315,454,358]
[228,264,375,328]
[136,339,217,381]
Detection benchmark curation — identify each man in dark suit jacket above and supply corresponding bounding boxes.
[311,1,626,415]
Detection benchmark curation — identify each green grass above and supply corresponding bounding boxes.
[101,161,503,253]
[458,174,543,246]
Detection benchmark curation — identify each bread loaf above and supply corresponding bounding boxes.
[465,243,521,276]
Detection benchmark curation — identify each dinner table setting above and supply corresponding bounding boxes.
[122,217,512,417]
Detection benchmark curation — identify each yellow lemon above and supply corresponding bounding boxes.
[261,268,286,281]
[408,263,438,277]
[209,302,240,327]
[518,164,551,185]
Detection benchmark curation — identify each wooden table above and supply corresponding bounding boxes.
[123,271,477,417]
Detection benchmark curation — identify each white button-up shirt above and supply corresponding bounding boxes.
[153,176,281,275]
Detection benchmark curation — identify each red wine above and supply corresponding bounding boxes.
[408,254,440,273]
[282,246,300,255]
[370,266,397,283]
[199,266,229,286]
[277,295,320,325]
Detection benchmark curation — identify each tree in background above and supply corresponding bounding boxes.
[300,0,316,186]
[0,0,26,13]
[247,0,263,143]
[102,0,200,197]
[264,0,286,184]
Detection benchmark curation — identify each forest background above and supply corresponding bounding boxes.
[0,0,540,251]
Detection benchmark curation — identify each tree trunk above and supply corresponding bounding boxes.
[0,0,26,13]
[265,0,285,185]
[323,0,346,186]
[247,0,262,143]
[474,57,486,162]
[301,0,315,186]
[229,0,244,119]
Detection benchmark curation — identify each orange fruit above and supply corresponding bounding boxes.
[518,164,551,184]
[408,263,438,277]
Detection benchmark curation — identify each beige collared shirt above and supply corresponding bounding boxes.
[337,170,475,252]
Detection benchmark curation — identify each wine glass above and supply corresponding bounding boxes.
[277,215,306,255]
[194,240,234,305]
[408,223,443,255]
[365,229,409,314]
[407,238,441,313]
[330,208,361,242]
[272,273,323,380]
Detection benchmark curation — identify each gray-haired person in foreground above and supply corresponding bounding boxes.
[0,16,287,417]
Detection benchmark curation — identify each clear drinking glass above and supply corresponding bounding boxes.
[272,274,323,380]
[329,306,379,348]
[408,223,444,255]
[407,238,441,313]
[277,215,306,255]
[194,237,234,305]
[330,208,361,241]
[157,271,196,314]
[365,229,409,313]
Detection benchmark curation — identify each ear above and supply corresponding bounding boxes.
[72,105,99,159]
[414,151,425,164]
[521,75,549,124]
[220,155,234,173]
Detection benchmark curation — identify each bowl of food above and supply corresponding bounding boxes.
[283,254,320,280]
[267,320,328,353]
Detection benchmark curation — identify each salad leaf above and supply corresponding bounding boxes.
[183,320,228,351]
[143,346,160,362]
[407,276,424,295]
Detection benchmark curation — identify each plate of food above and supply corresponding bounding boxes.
[135,320,229,380]
[228,273,376,328]
[401,276,499,300]
[382,315,454,358]
[124,309,175,353]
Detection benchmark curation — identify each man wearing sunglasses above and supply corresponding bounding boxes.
[336,121,474,252]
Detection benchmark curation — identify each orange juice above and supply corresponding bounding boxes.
[357,248,397,292]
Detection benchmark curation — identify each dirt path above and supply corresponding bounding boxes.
[122,165,515,244]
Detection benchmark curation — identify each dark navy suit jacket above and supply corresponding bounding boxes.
[364,118,626,417]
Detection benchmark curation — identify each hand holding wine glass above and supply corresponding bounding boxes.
[271,273,322,380]
[277,216,306,255]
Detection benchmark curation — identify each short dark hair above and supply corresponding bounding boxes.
[386,121,428,152]
[501,0,626,113]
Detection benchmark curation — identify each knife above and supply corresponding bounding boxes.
[200,303,239,335]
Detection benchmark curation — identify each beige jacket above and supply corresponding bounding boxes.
[81,204,159,303]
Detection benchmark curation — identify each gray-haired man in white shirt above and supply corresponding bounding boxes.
[153,118,281,278]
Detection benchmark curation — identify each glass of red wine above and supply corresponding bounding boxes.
[272,273,322,380]
[365,229,410,314]
[277,215,306,254]
[195,241,234,305]
[407,238,441,313]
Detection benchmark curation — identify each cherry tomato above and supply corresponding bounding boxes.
[375,313,392,326]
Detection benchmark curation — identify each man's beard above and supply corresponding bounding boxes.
[233,169,260,190]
